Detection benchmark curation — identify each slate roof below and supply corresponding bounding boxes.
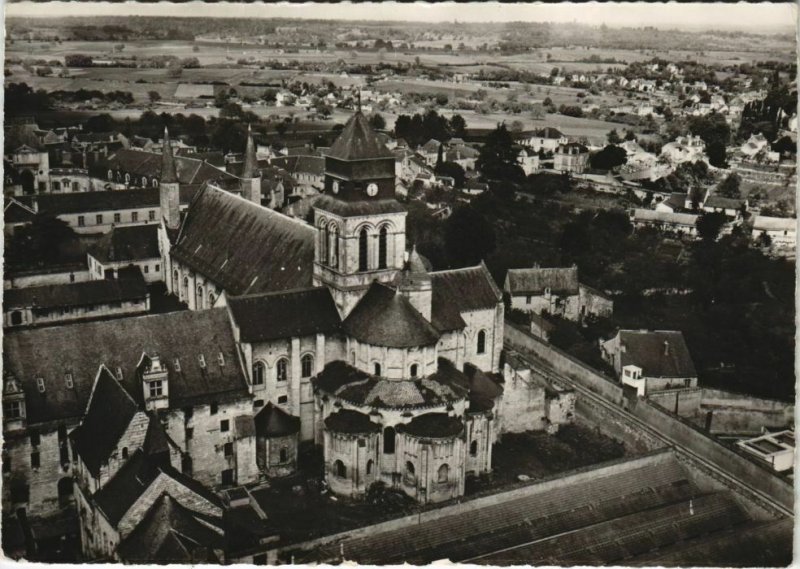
[314,360,468,409]
[88,224,160,263]
[4,270,148,311]
[3,308,249,425]
[463,363,504,412]
[326,112,395,161]
[70,366,139,477]
[4,199,36,224]
[116,494,224,564]
[227,287,341,343]
[106,149,237,186]
[33,187,197,215]
[171,185,315,296]
[505,267,580,296]
[399,413,464,439]
[254,402,301,438]
[324,409,380,434]
[269,155,326,177]
[343,282,440,348]
[429,263,502,331]
[618,330,697,378]
[93,448,223,527]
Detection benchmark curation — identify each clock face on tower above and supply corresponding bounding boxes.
[332,180,339,194]
[366,183,378,197]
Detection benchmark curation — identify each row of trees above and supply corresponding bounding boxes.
[393,110,466,147]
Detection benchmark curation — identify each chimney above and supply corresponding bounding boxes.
[159,127,181,231]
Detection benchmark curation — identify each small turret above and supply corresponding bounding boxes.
[159,127,181,230]
[242,124,262,205]
[395,246,432,321]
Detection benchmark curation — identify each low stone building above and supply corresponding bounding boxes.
[554,143,589,174]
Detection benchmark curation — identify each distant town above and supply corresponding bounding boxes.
[2,10,795,566]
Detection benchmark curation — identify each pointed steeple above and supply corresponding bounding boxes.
[161,127,178,184]
[243,124,258,179]
[394,245,432,321]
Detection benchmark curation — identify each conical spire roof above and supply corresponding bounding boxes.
[161,127,178,184]
[326,111,394,161]
[243,124,258,179]
[395,245,431,289]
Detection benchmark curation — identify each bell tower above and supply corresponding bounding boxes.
[313,111,407,317]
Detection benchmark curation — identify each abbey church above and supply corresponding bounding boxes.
[3,113,574,560]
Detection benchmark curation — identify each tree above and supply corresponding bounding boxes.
[476,123,525,185]
[435,144,444,169]
[6,215,78,270]
[509,120,524,134]
[166,60,183,78]
[696,211,727,242]
[444,205,496,267]
[606,129,622,144]
[148,90,161,103]
[589,145,627,170]
[717,173,741,199]
[449,114,466,138]
[85,113,117,133]
[435,161,466,188]
[689,112,730,167]
[368,113,386,131]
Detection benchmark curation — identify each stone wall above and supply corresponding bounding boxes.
[499,362,547,434]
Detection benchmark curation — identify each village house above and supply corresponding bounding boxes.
[554,142,590,174]
[660,135,706,165]
[504,266,613,322]
[752,215,797,257]
[600,329,698,397]
[631,208,700,237]
[6,145,50,194]
[518,127,568,153]
[86,224,163,283]
[518,147,540,176]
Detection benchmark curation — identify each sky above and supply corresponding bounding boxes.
[5,1,797,32]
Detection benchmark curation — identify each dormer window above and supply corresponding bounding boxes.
[115,367,123,381]
[148,380,164,398]
[217,353,225,367]
[198,354,206,369]
[36,377,45,393]
[64,373,74,389]
[174,358,181,372]
[5,401,23,419]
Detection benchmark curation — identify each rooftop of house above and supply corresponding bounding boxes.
[227,287,341,343]
[505,266,580,296]
[325,111,394,161]
[255,402,301,438]
[3,308,249,425]
[172,184,315,296]
[106,149,237,186]
[633,208,698,225]
[616,329,697,379]
[753,216,796,232]
[429,263,502,332]
[88,223,160,263]
[31,187,198,215]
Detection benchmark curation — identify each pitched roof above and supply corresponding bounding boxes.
[633,208,698,225]
[326,112,394,161]
[269,155,326,177]
[399,413,464,438]
[88,224,160,263]
[4,270,148,311]
[106,149,236,186]
[172,185,315,296]
[254,402,301,438]
[343,282,440,348]
[70,366,139,476]
[705,195,745,210]
[325,409,380,434]
[3,309,249,425]
[4,198,36,224]
[116,494,224,564]
[505,267,579,296]
[753,216,796,232]
[429,263,502,331]
[227,287,341,343]
[35,188,161,215]
[618,330,697,378]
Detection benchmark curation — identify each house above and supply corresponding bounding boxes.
[518,127,568,153]
[554,143,589,174]
[752,215,796,256]
[87,224,163,283]
[736,430,794,473]
[600,330,698,396]
[4,197,36,236]
[703,195,747,219]
[103,148,238,191]
[660,135,706,165]
[504,266,613,322]
[517,148,540,176]
[654,193,687,214]
[631,209,699,237]
[7,145,50,194]
[419,139,442,166]
[445,145,479,171]
[740,133,769,159]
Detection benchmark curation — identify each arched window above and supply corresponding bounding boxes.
[107,169,113,181]
[438,463,449,483]
[172,270,179,290]
[409,364,418,378]
[383,426,395,454]
[378,225,388,269]
[301,354,314,378]
[125,173,130,184]
[330,225,339,268]
[152,178,159,188]
[477,330,487,354]
[141,177,147,187]
[366,459,374,475]
[319,222,328,265]
[279,447,288,463]
[252,362,266,385]
[196,285,204,309]
[276,358,288,382]
[374,362,382,376]
[334,460,346,478]
[121,447,128,460]
[10,311,22,326]
[358,227,369,272]
[470,440,478,456]
[406,461,415,476]
[208,291,216,307]
[350,351,357,365]
[182,276,189,300]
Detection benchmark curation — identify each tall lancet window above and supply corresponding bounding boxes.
[330,225,339,269]
[378,226,388,269]
[319,222,328,265]
[359,227,369,272]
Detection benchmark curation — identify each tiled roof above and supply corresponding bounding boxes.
[4,198,36,224]
[753,216,796,232]
[429,263,502,331]
[399,413,463,438]
[618,330,697,378]
[269,155,325,177]
[3,308,249,425]
[254,402,301,438]
[88,224,160,263]
[70,366,139,476]
[106,149,237,185]
[505,267,579,296]
[633,209,698,225]
[116,494,224,564]
[326,112,394,161]
[172,185,315,296]
[343,282,440,348]
[704,195,745,210]
[227,287,341,343]
[324,409,380,434]
[35,188,161,215]
[4,269,148,310]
